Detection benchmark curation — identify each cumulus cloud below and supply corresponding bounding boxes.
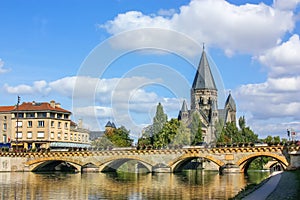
[273,0,300,10]
[99,0,295,55]
[4,75,181,133]
[258,34,300,78]
[4,80,50,95]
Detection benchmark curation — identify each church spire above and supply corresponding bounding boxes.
[192,47,217,91]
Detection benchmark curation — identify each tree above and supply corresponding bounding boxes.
[106,126,133,147]
[153,118,178,148]
[91,135,113,149]
[172,121,191,146]
[153,102,168,136]
[190,112,203,145]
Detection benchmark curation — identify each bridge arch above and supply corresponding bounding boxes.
[169,154,225,172]
[97,156,154,173]
[236,152,288,173]
[25,157,87,172]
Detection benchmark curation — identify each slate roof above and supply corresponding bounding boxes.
[225,93,236,111]
[180,100,188,112]
[192,49,217,91]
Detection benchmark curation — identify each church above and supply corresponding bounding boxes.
[178,47,237,144]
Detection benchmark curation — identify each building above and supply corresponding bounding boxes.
[178,47,236,144]
[0,100,90,149]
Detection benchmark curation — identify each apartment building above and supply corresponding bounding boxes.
[0,100,90,149]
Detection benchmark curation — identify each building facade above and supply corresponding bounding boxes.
[178,48,237,144]
[0,100,90,149]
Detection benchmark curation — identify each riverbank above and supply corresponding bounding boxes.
[231,170,300,200]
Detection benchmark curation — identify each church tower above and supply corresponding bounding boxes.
[178,46,237,144]
[191,46,218,123]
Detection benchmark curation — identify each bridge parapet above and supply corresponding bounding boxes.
[1,145,299,172]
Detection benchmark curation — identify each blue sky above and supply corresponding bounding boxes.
[1,0,300,140]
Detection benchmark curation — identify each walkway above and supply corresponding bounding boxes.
[243,171,282,200]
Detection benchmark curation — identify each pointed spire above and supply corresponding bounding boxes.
[225,93,236,111]
[181,100,188,112]
[192,47,217,90]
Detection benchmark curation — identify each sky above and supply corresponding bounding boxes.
[0,0,300,141]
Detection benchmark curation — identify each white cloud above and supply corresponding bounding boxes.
[273,0,300,10]
[0,59,9,74]
[99,0,295,55]
[157,8,177,17]
[258,34,300,78]
[4,80,50,95]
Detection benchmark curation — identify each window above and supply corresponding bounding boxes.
[37,112,47,118]
[64,122,68,129]
[27,121,32,128]
[74,134,77,141]
[16,121,22,127]
[17,113,24,118]
[50,132,54,139]
[57,114,62,119]
[26,113,35,118]
[64,114,69,119]
[50,113,55,118]
[58,132,61,139]
[17,132,22,139]
[27,132,32,139]
[3,123,7,130]
[70,134,73,140]
[3,116,7,120]
[38,121,44,127]
[37,132,44,138]
[64,133,68,140]
[58,122,61,128]
[51,121,55,127]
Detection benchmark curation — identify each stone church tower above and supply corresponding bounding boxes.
[178,47,236,144]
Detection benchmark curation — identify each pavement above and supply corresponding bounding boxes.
[243,171,283,200]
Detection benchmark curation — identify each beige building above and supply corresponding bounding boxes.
[0,100,90,150]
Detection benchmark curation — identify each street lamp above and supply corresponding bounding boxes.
[16,96,20,150]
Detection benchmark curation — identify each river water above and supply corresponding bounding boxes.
[0,170,269,200]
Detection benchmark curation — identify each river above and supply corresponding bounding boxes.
[0,170,269,200]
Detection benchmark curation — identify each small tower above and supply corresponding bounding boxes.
[178,100,189,122]
[224,93,236,123]
[105,121,116,136]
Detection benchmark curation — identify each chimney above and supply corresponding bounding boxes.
[50,100,55,108]
[32,101,36,105]
[55,103,61,108]
[78,119,83,129]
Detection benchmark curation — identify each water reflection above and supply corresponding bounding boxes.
[0,170,269,200]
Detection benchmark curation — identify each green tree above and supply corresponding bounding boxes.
[238,116,258,143]
[107,126,133,147]
[153,118,179,148]
[172,121,191,146]
[91,135,113,149]
[153,102,168,136]
[190,112,203,145]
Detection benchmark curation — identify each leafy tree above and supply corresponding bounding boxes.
[190,112,203,145]
[153,102,168,136]
[91,135,113,149]
[153,118,179,148]
[215,118,224,141]
[106,126,133,147]
[238,116,258,143]
[172,121,191,146]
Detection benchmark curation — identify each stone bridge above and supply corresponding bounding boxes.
[0,145,299,173]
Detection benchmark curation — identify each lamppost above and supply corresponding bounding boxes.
[16,96,20,150]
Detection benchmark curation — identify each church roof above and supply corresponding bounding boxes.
[192,48,217,91]
[180,100,188,112]
[225,93,236,111]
